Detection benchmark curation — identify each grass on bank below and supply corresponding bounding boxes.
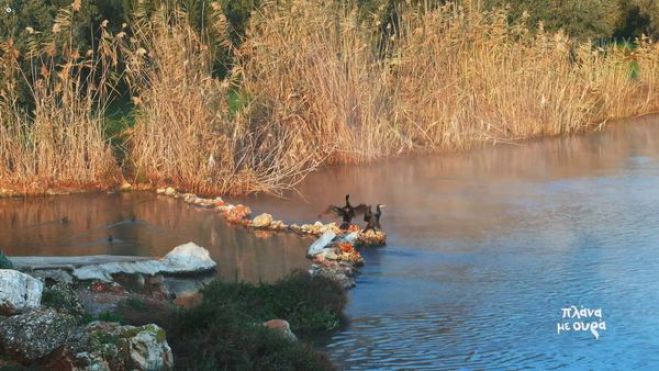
[117,272,343,370]
[1,1,659,196]
[121,5,318,196]
[0,5,121,194]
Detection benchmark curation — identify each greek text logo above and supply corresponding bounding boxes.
[556,305,606,339]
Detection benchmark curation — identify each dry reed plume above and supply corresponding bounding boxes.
[123,5,318,196]
[0,6,120,194]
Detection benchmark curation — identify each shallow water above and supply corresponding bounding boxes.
[0,192,310,283]
[241,115,659,369]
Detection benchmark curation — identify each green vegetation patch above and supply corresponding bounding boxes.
[113,271,343,370]
[195,270,347,335]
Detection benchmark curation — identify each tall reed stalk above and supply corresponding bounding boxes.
[2,1,659,196]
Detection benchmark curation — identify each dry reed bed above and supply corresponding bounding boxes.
[241,0,659,162]
[1,1,659,196]
[0,7,120,194]
[123,6,318,196]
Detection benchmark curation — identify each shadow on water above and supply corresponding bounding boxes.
[0,192,311,284]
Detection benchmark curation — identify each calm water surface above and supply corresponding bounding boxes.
[0,192,310,283]
[2,115,659,369]
[242,115,659,370]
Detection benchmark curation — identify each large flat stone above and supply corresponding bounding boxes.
[11,256,153,271]
[72,242,216,281]
[11,243,217,282]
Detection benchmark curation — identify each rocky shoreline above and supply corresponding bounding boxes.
[1,242,336,370]
[1,186,387,369]
[0,243,217,370]
[153,186,386,289]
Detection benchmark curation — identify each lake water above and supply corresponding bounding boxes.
[2,115,659,369]
[0,192,310,283]
[242,114,659,369]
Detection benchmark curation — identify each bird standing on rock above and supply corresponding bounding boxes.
[320,194,368,230]
[363,204,385,233]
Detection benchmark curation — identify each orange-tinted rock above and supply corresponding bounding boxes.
[173,293,203,309]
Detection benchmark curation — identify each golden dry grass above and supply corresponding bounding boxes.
[0,7,120,194]
[2,1,659,196]
[240,0,659,162]
[123,6,319,196]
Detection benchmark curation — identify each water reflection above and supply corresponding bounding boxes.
[0,192,310,283]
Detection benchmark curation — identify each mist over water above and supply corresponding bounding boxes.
[2,115,659,368]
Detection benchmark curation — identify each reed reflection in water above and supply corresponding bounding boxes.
[0,192,310,283]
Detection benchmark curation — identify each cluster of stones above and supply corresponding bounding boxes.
[0,243,301,370]
[156,187,386,289]
[155,187,387,289]
[0,269,173,370]
[306,231,366,289]
[156,186,386,242]
[0,243,218,370]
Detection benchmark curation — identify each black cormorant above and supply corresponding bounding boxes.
[320,194,367,229]
[363,204,385,233]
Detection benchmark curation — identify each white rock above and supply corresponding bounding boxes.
[307,231,336,257]
[338,232,360,244]
[161,242,216,273]
[0,269,43,315]
[29,269,74,284]
[126,324,174,370]
[73,243,216,282]
[164,187,176,196]
[317,248,338,260]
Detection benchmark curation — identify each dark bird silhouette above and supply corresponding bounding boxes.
[107,234,114,243]
[363,204,386,233]
[320,194,368,229]
[60,217,70,224]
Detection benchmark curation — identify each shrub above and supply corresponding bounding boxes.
[196,271,347,335]
[171,317,335,371]
[115,272,343,370]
